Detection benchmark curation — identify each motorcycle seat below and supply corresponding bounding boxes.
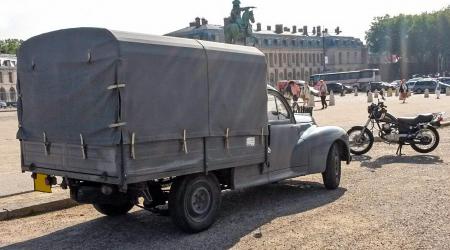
[397,114,433,125]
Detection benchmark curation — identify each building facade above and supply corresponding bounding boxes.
[167,20,368,84]
[0,54,17,102]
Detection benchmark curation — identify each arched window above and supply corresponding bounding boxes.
[9,87,16,102]
[282,40,287,47]
[291,40,296,46]
[274,39,279,46]
[288,72,293,79]
[347,52,350,64]
[264,39,269,46]
[338,52,342,64]
[0,88,6,101]
[297,72,301,79]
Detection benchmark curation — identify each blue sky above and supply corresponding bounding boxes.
[0,0,448,41]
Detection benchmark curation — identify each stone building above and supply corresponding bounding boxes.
[167,20,368,84]
[0,54,17,102]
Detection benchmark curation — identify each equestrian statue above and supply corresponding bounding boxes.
[224,0,256,45]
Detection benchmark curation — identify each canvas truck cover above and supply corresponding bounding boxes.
[17,28,268,183]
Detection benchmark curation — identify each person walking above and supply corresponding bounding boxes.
[302,82,311,106]
[319,80,328,109]
[399,79,408,103]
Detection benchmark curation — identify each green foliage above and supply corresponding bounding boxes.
[366,6,450,66]
[0,39,23,55]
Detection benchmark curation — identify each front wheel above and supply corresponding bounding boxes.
[322,143,341,189]
[410,126,440,153]
[169,174,222,233]
[347,126,374,155]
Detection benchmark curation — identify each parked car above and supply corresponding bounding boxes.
[276,80,319,97]
[18,28,351,233]
[368,81,391,92]
[438,77,450,85]
[0,101,6,108]
[326,82,352,94]
[410,79,449,94]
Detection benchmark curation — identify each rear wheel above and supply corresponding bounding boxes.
[347,126,374,155]
[410,126,440,153]
[322,143,341,189]
[169,174,221,233]
[93,201,134,216]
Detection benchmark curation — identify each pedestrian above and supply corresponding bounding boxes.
[288,81,301,112]
[319,80,328,109]
[399,79,408,103]
[302,82,311,106]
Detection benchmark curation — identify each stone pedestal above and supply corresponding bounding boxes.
[367,92,373,103]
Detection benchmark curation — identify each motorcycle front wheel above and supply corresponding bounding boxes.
[347,126,374,155]
[410,126,440,153]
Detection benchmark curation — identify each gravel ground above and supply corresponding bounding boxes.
[0,94,449,249]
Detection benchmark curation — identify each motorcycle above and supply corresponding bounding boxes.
[348,101,444,155]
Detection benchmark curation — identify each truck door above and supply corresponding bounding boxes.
[267,91,307,182]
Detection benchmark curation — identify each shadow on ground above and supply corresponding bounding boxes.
[360,154,443,169]
[4,180,346,250]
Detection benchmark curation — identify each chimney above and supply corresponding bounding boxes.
[267,25,271,31]
[201,18,208,25]
[195,17,201,28]
[317,26,321,36]
[275,24,283,34]
[303,26,308,36]
[292,25,297,34]
[256,23,261,31]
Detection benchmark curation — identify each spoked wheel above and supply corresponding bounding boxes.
[347,126,374,155]
[322,143,341,190]
[410,126,440,153]
[169,174,221,233]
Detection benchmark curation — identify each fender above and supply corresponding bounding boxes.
[291,125,350,174]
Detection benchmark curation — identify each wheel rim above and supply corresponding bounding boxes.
[413,129,436,151]
[185,184,212,222]
[334,151,341,181]
[348,130,371,152]
[190,187,211,214]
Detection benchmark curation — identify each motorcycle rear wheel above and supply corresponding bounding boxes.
[410,126,440,153]
[347,126,374,155]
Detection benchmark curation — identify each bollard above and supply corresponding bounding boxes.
[329,91,335,106]
[367,91,373,103]
[436,88,440,99]
[395,88,399,97]
[354,88,358,96]
[374,90,378,98]
[424,89,429,98]
[308,94,315,107]
[387,88,393,97]
[340,90,345,97]
[446,87,450,96]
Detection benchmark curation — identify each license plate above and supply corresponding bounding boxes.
[34,173,52,193]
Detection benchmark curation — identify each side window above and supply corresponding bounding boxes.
[267,93,290,121]
[267,94,278,121]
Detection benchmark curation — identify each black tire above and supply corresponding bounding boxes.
[410,126,440,153]
[322,143,341,190]
[347,126,374,155]
[93,201,134,216]
[169,174,221,233]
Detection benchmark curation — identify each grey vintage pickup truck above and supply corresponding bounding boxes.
[17,28,350,233]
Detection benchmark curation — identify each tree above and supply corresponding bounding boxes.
[366,6,450,75]
[0,39,23,54]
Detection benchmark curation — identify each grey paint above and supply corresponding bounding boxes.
[18,28,350,189]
